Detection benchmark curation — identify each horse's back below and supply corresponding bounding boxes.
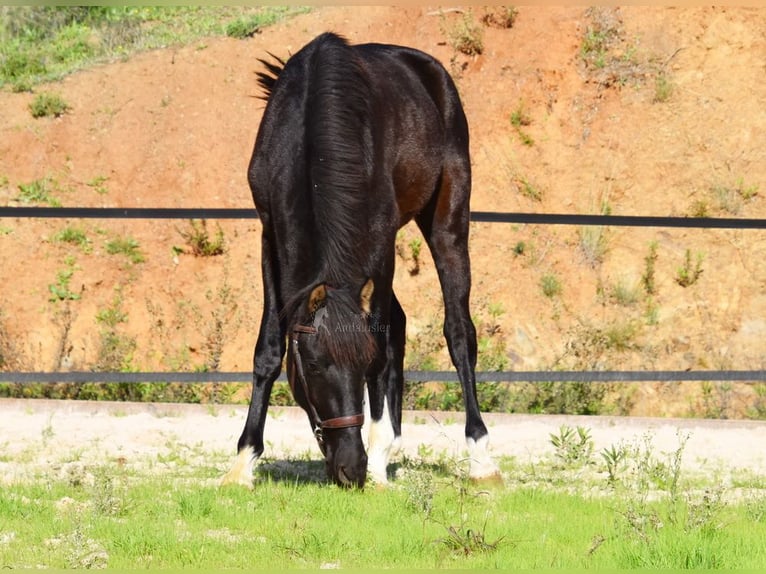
[250,32,470,240]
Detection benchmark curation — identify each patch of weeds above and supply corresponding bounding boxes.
[652,71,673,103]
[408,237,423,276]
[28,91,71,118]
[0,310,25,371]
[400,458,504,558]
[49,256,81,302]
[640,241,658,296]
[94,290,136,372]
[609,430,727,553]
[734,177,759,201]
[514,174,542,202]
[513,381,610,415]
[550,424,594,468]
[688,199,711,218]
[435,475,505,557]
[480,6,518,29]
[509,101,533,146]
[53,225,91,252]
[674,249,703,287]
[579,225,609,267]
[578,196,611,267]
[46,523,110,569]
[404,317,445,372]
[601,443,628,486]
[580,8,621,70]
[747,383,766,420]
[87,175,109,195]
[444,12,484,56]
[16,177,61,206]
[559,320,641,370]
[644,298,659,326]
[512,240,526,256]
[401,466,435,523]
[106,235,144,264]
[698,381,733,419]
[540,271,562,298]
[225,15,263,39]
[745,494,766,523]
[202,265,239,373]
[609,277,641,307]
[176,219,225,257]
[89,465,125,516]
[41,413,55,444]
[711,177,759,215]
[685,486,725,532]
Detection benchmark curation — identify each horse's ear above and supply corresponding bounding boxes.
[308,284,327,314]
[359,278,374,315]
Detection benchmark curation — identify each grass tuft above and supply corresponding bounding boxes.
[28,91,71,118]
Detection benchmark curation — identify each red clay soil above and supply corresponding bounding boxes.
[1,7,764,417]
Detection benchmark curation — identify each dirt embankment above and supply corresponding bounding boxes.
[0,7,765,418]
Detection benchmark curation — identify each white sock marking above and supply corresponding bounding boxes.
[220,445,256,488]
[367,396,396,485]
[466,434,499,479]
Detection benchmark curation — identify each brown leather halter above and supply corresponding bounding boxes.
[290,324,365,448]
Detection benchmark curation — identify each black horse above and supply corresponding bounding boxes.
[222,32,497,488]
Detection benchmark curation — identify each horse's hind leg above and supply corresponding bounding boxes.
[416,164,499,481]
[366,293,406,485]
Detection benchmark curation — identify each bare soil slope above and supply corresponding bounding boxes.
[1,7,764,417]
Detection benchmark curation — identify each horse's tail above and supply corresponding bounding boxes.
[304,32,373,284]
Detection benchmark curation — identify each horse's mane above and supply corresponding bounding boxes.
[263,33,377,365]
[255,52,284,100]
[304,32,373,286]
[258,33,373,285]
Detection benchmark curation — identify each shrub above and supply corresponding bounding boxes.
[480,6,518,29]
[445,13,484,56]
[675,249,703,287]
[29,92,70,118]
[540,272,562,298]
[177,219,225,257]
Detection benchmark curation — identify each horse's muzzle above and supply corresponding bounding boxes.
[325,435,368,489]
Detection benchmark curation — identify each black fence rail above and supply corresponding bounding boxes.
[1,370,765,384]
[2,206,765,385]
[2,206,766,229]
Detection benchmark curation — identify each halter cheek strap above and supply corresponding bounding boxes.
[290,325,365,447]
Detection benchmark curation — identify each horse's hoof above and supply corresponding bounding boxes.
[220,447,255,489]
[469,471,504,487]
[219,472,254,489]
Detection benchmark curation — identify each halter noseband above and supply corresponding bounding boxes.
[290,324,365,447]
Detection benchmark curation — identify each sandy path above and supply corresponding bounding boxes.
[1,398,765,484]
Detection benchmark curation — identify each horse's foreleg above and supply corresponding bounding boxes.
[221,232,284,488]
[366,293,405,485]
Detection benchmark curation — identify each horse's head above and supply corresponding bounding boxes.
[288,279,376,488]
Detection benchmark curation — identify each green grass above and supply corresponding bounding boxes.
[0,6,310,90]
[1,446,766,569]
